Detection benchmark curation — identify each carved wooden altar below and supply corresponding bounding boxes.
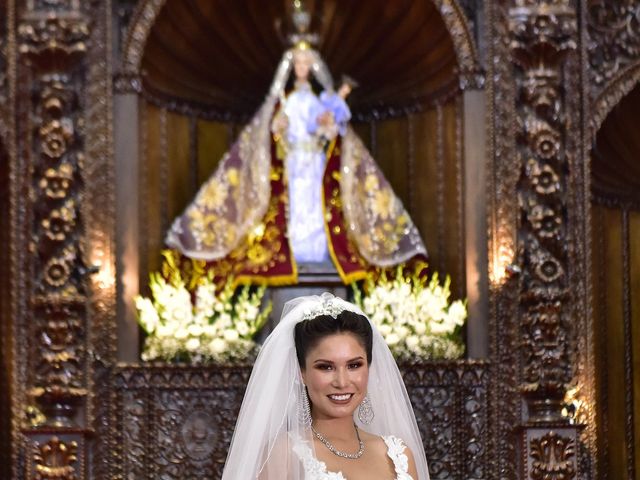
[2,0,640,479]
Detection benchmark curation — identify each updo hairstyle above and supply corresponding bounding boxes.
[294,310,373,369]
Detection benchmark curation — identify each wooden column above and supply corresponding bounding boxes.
[17,2,92,478]
[508,2,582,478]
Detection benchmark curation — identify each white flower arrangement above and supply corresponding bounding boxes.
[352,269,466,360]
[135,255,271,363]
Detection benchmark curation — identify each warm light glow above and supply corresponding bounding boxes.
[92,245,116,291]
[489,245,515,287]
[562,385,585,425]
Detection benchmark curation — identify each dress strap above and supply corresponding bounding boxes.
[382,436,414,480]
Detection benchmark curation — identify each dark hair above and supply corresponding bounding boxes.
[284,71,324,96]
[294,310,373,369]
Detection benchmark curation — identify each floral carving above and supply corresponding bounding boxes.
[40,164,74,199]
[33,436,78,480]
[528,161,560,195]
[39,119,74,159]
[530,432,576,480]
[44,259,71,288]
[42,200,76,242]
[528,205,561,239]
[18,16,88,64]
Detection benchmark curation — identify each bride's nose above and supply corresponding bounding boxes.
[332,368,348,388]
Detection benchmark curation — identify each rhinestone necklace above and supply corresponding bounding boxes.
[311,423,365,459]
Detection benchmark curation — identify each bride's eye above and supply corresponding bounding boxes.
[348,362,363,369]
[315,363,333,371]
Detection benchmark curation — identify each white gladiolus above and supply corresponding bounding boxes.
[135,297,159,334]
[236,320,250,336]
[209,337,227,354]
[156,324,175,338]
[406,335,420,352]
[186,338,200,351]
[354,269,466,359]
[187,324,203,337]
[429,320,452,335]
[223,329,239,342]
[203,324,218,337]
[386,333,400,345]
[135,261,271,362]
[414,321,427,335]
[448,300,467,326]
[174,328,189,340]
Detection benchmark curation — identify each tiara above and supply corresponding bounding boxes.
[300,295,357,322]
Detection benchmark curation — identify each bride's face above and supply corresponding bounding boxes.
[301,332,369,421]
[293,50,312,81]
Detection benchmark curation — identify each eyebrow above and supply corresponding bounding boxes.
[313,356,365,364]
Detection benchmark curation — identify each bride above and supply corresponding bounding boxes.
[222,294,429,479]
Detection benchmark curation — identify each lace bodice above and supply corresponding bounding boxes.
[293,435,414,480]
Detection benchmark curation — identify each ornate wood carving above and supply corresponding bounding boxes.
[524,429,578,480]
[508,1,582,478]
[431,0,485,89]
[588,2,640,132]
[486,1,520,476]
[97,362,490,479]
[0,8,7,140]
[509,0,576,421]
[588,1,640,89]
[16,2,93,479]
[32,436,78,480]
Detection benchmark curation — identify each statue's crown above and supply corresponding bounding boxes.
[288,0,319,48]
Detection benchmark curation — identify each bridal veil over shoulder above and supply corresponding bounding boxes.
[222,294,430,479]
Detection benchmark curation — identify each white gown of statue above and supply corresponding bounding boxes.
[293,435,414,480]
[283,83,330,263]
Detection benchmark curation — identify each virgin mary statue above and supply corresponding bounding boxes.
[165,39,427,286]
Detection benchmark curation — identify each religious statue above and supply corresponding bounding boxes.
[165,23,427,286]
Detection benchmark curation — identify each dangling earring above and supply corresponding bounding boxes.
[299,384,312,426]
[358,394,374,424]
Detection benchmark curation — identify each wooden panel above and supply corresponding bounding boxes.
[197,119,232,185]
[591,204,609,476]
[602,207,627,479]
[140,102,164,288]
[412,108,439,268]
[351,122,371,151]
[442,101,464,296]
[630,210,640,480]
[375,117,409,209]
[166,111,191,222]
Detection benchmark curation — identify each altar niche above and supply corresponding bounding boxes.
[591,83,640,480]
[113,0,486,361]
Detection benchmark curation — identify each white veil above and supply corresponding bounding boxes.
[222,293,430,479]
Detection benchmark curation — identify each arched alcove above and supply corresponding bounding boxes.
[591,83,640,480]
[123,0,477,293]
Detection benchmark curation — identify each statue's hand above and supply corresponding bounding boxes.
[271,111,288,136]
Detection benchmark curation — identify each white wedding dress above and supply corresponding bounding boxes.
[293,435,414,480]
